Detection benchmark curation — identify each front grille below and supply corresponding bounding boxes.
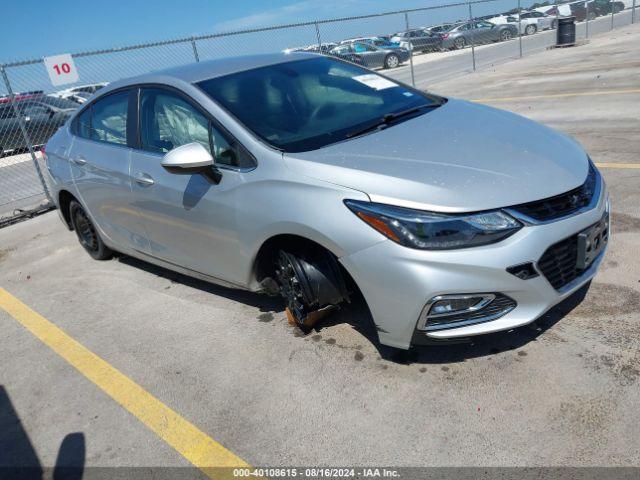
[425,294,516,330]
[537,235,580,290]
[510,163,597,222]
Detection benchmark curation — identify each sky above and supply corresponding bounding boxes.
[0,0,523,94]
[1,0,523,63]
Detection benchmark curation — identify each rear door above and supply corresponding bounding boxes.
[357,43,385,68]
[68,89,149,252]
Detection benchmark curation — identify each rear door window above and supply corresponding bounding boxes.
[76,108,91,139]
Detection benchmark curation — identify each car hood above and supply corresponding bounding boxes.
[283,99,589,213]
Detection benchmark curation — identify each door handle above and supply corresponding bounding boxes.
[72,156,87,166]
[134,172,155,186]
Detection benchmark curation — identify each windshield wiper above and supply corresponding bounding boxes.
[345,103,440,139]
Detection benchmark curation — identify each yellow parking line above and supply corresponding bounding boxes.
[595,163,640,169]
[473,88,640,103]
[0,287,249,479]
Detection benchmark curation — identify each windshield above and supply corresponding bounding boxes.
[197,56,442,152]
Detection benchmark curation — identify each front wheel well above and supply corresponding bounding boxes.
[253,234,378,342]
[253,234,337,285]
[58,190,78,230]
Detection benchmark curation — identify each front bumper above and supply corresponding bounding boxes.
[340,180,608,350]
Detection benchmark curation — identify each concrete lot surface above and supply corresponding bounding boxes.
[1,22,639,476]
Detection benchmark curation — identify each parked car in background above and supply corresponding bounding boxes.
[425,23,455,35]
[519,10,557,30]
[290,43,338,54]
[52,83,108,101]
[588,0,625,16]
[566,2,590,21]
[441,21,518,49]
[0,96,77,155]
[390,29,442,53]
[45,53,609,350]
[535,3,572,18]
[489,11,556,35]
[0,91,44,105]
[340,36,406,52]
[330,42,410,69]
[67,91,93,104]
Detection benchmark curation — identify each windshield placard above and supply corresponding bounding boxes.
[352,74,398,91]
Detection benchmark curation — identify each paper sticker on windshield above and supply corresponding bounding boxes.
[353,74,398,90]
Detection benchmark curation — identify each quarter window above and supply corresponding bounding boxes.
[76,107,91,139]
[89,91,129,145]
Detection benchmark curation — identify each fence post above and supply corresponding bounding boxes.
[404,12,416,87]
[0,66,52,203]
[610,3,615,29]
[468,3,476,71]
[586,0,590,38]
[633,0,636,23]
[191,38,200,62]
[517,0,523,58]
[314,21,322,51]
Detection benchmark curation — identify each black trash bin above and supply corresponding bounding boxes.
[557,16,576,46]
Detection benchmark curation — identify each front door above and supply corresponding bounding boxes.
[474,21,496,44]
[129,87,248,283]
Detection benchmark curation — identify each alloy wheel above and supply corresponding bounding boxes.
[386,54,399,68]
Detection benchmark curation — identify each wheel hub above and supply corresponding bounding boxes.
[275,252,309,325]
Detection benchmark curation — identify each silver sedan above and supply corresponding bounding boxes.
[442,21,519,49]
[45,53,608,350]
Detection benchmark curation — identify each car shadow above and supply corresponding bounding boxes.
[115,253,591,365]
[0,385,85,480]
[116,254,283,313]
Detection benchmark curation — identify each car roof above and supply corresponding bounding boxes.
[103,52,319,91]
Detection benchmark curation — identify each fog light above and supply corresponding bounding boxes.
[430,296,487,316]
[417,293,517,332]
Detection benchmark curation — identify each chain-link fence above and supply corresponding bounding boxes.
[1,0,637,225]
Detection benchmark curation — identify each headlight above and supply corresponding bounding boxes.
[344,200,522,250]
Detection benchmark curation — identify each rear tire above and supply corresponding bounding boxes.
[454,37,466,49]
[384,53,400,69]
[525,24,537,35]
[69,200,112,260]
[500,29,513,41]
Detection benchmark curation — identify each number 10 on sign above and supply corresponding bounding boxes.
[44,53,79,86]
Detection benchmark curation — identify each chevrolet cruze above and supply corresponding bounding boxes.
[44,53,609,350]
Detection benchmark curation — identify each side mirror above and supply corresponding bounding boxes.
[161,142,222,183]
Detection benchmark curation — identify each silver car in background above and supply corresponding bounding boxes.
[45,53,608,350]
[441,20,518,49]
[329,42,410,69]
